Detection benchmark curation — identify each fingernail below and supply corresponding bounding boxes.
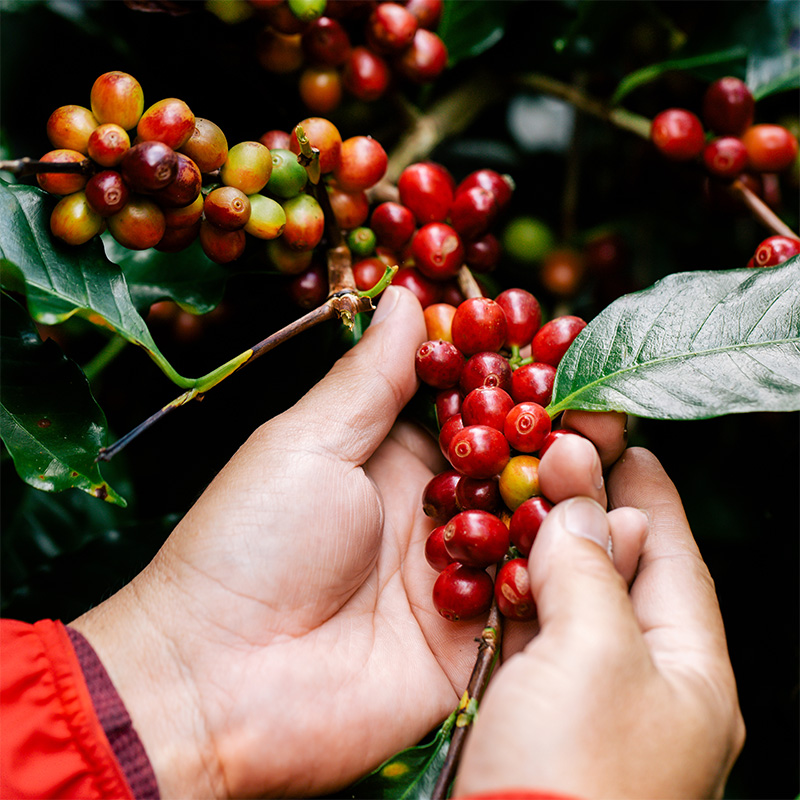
[370,286,399,325]
[592,455,604,491]
[563,497,610,551]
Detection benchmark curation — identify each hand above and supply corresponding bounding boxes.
[454,446,746,799]
[69,286,633,799]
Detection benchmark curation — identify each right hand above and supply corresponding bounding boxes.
[455,444,746,799]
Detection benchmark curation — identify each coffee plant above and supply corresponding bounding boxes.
[1,1,798,798]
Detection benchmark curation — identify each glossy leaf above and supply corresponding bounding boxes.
[0,181,194,387]
[102,235,229,316]
[745,0,800,99]
[547,259,800,419]
[342,712,455,800]
[437,0,508,66]
[0,291,126,505]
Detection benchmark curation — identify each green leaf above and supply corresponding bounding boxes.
[611,46,747,105]
[0,181,193,387]
[102,235,229,315]
[0,291,126,505]
[752,63,800,101]
[342,712,455,800]
[745,0,800,99]
[437,0,509,66]
[547,259,800,420]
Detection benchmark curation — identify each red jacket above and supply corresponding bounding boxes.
[1,618,576,800]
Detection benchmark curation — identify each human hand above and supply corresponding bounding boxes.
[454,446,746,799]
[69,286,634,799]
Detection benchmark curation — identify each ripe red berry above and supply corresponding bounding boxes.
[393,266,442,308]
[540,248,586,298]
[741,124,799,173]
[290,117,342,174]
[180,118,229,172]
[370,201,416,250]
[85,170,130,217]
[448,424,510,479]
[448,186,498,240]
[531,315,587,367]
[332,135,387,191]
[495,558,536,620]
[432,563,493,621]
[424,302,457,341]
[36,149,89,195]
[137,98,195,151]
[87,123,130,167]
[404,0,443,29]
[702,77,754,136]
[456,169,514,212]
[204,186,252,230]
[287,263,328,308]
[154,152,202,208]
[650,108,705,161]
[438,413,464,460]
[342,46,391,102]
[299,66,343,114]
[538,427,587,458]
[367,2,418,53]
[415,339,465,388]
[509,496,552,556]
[465,232,501,273]
[395,28,448,84]
[753,235,800,268]
[302,15,351,66]
[353,256,387,291]
[461,386,515,431]
[459,351,512,395]
[494,288,541,349]
[199,220,246,264]
[443,509,509,568]
[90,71,144,131]
[435,387,462,427]
[326,183,370,230]
[510,362,556,406]
[425,525,457,572]
[504,402,551,453]
[455,476,500,513]
[108,196,166,250]
[412,222,465,280]
[702,136,749,179]
[451,297,508,356]
[121,141,178,192]
[398,162,454,224]
[47,105,98,154]
[422,469,462,524]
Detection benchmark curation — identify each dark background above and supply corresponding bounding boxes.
[1,2,798,797]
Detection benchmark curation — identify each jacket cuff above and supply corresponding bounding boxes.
[67,626,160,800]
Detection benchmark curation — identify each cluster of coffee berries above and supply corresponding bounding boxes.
[414,289,587,622]
[650,76,799,185]
[746,234,800,269]
[253,0,447,114]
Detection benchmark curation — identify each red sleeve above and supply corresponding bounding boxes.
[1,618,137,800]
[455,793,582,800]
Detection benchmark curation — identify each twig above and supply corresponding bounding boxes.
[0,157,95,176]
[728,178,799,238]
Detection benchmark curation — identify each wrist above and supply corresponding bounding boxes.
[70,565,224,799]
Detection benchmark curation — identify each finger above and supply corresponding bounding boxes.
[561,409,628,468]
[386,420,448,475]
[607,506,648,584]
[607,448,733,671]
[274,286,427,465]
[538,433,607,507]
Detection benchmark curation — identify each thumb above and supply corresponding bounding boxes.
[527,497,641,655]
[281,286,427,464]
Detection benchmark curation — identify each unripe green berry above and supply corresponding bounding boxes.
[50,191,105,245]
[288,0,326,23]
[221,141,273,194]
[347,226,376,257]
[502,216,555,263]
[245,194,286,239]
[265,148,307,198]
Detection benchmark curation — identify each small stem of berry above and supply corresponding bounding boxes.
[431,599,504,800]
[0,157,95,176]
[293,125,321,185]
[457,265,483,299]
[728,179,799,238]
[83,334,128,383]
[358,264,398,298]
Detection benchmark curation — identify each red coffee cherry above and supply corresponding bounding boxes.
[287,263,328,309]
[326,184,369,230]
[47,105,98,154]
[36,149,89,195]
[752,235,800,268]
[741,124,799,173]
[650,108,705,161]
[204,186,252,230]
[459,351,512,395]
[332,135,388,191]
[107,196,166,250]
[509,496,552,556]
[302,16,352,66]
[121,141,178,192]
[422,469,461,524]
[393,266,442,308]
[425,525,457,572]
[290,116,342,173]
[504,402,551,453]
[432,563,493,621]
[256,28,305,74]
[353,256,387,291]
[299,66,343,114]
[448,424,510,479]
[90,71,144,131]
[179,118,229,172]
[395,28,448,84]
[531,315,587,367]
[155,153,202,208]
[495,288,541,349]
[398,161,454,224]
[155,222,200,253]
[367,2,418,53]
[199,220,246,264]
[266,237,314,274]
[465,232,501,273]
[435,387,462,427]
[455,476,500,513]
[412,222,465,280]
[495,558,536,621]
[461,386,515,431]
[456,169,514,212]
[539,248,586,298]
[162,193,204,229]
[415,339,465,388]
[137,98,195,151]
[404,0,443,29]
[510,362,556,406]
[424,302,457,342]
[451,297,508,356]
[371,201,416,250]
[538,428,587,458]
[342,46,391,102]
[87,123,130,168]
[702,136,749,179]
[438,413,464,460]
[448,186,498,241]
[50,191,105,245]
[85,170,130,217]
[443,509,510,568]
[702,77,754,136]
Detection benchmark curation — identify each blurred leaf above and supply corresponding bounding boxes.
[745,0,800,98]
[0,291,126,504]
[102,235,229,315]
[752,63,800,100]
[548,259,800,419]
[0,182,193,387]
[341,712,455,800]
[437,0,509,66]
[612,46,747,105]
